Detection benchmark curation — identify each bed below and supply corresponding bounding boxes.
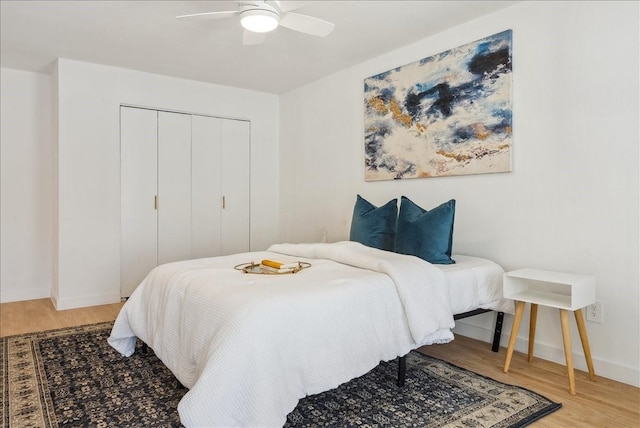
[395,254,514,386]
[441,254,513,353]
[109,241,512,427]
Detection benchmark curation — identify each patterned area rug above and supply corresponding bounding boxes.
[1,322,561,427]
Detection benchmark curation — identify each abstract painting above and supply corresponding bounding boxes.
[364,30,513,181]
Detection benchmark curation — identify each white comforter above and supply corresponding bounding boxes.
[108,241,454,427]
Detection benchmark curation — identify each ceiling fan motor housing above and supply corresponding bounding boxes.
[239,3,280,33]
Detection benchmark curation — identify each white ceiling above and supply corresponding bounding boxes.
[0,1,517,94]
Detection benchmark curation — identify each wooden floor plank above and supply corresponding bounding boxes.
[0,298,123,337]
[1,298,638,426]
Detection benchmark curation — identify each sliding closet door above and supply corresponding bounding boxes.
[121,109,250,297]
[191,115,222,258]
[157,111,192,265]
[120,107,158,297]
[220,119,250,255]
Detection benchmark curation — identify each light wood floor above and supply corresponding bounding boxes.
[1,299,638,427]
[0,298,123,337]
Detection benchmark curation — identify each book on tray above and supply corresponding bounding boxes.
[260,259,299,273]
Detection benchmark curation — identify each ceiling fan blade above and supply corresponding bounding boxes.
[278,12,335,37]
[176,10,238,20]
[243,30,267,46]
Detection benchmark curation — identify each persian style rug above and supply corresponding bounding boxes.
[2,323,561,427]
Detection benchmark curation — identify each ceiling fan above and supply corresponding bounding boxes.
[176,1,335,45]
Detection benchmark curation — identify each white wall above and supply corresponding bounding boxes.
[1,68,53,302]
[51,59,279,310]
[0,59,280,309]
[279,1,639,386]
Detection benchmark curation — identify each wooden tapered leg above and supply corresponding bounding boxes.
[528,303,538,363]
[504,301,526,373]
[559,309,576,395]
[574,308,596,381]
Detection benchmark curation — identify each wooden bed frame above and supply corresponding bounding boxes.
[397,309,505,386]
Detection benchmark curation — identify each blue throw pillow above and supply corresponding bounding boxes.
[395,197,456,264]
[349,195,398,251]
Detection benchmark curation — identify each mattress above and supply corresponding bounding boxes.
[440,254,515,315]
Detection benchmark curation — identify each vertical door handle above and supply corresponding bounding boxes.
[154,195,158,210]
[222,196,226,209]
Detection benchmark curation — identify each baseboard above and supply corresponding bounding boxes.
[0,286,50,303]
[453,320,640,388]
[52,291,121,310]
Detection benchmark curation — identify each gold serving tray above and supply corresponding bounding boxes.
[234,261,311,275]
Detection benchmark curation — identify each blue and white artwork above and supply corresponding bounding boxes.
[364,30,513,181]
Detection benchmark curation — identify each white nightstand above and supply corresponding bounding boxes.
[502,268,596,395]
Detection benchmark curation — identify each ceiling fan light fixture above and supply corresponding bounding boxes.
[240,9,279,33]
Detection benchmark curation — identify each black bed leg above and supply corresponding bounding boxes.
[397,355,406,387]
[492,312,504,352]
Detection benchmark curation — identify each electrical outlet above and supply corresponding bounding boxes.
[586,300,604,323]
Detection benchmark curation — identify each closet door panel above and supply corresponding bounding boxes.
[120,107,158,297]
[220,119,250,255]
[191,115,222,258]
[157,111,192,265]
